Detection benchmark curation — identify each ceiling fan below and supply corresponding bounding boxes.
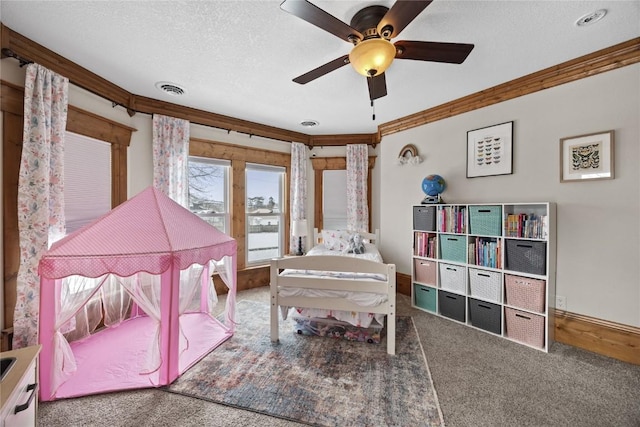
[281,0,474,102]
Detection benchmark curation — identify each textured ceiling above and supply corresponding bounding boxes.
[1,1,638,135]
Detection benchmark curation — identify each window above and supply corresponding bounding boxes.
[63,131,112,295]
[64,131,112,234]
[322,169,348,230]
[188,156,230,234]
[246,163,285,264]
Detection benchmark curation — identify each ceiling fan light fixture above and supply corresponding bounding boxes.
[348,38,396,77]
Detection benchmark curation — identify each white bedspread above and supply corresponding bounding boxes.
[278,243,388,327]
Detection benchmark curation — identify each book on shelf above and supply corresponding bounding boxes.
[473,236,500,268]
[468,242,476,265]
[438,206,467,234]
[505,213,548,239]
[414,231,436,258]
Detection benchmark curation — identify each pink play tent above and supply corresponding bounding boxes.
[37,186,237,401]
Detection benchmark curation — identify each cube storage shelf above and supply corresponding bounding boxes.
[411,202,556,352]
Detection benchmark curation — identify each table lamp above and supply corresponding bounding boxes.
[292,219,308,256]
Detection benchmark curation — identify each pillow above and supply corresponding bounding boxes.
[321,229,351,251]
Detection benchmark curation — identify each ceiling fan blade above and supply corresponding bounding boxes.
[281,0,363,42]
[367,73,387,101]
[292,55,350,84]
[394,40,474,64]
[377,1,433,39]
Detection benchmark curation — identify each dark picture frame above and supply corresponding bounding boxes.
[466,121,514,178]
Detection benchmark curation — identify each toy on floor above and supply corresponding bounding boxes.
[292,315,382,344]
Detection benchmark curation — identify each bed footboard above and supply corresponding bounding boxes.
[270,255,396,355]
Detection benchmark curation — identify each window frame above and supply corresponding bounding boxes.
[65,105,133,208]
[188,137,291,270]
[311,156,376,233]
[188,156,231,234]
[245,163,286,266]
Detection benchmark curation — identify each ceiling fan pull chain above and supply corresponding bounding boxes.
[371,100,376,121]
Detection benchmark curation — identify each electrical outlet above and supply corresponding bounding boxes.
[556,296,567,310]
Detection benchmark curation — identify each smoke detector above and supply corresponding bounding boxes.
[155,81,186,96]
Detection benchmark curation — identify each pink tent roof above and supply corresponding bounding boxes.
[39,186,237,279]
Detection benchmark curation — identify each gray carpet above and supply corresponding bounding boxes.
[38,287,640,427]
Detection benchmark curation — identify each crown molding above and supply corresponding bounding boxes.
[2,24,637,146]
[379,37,640,136]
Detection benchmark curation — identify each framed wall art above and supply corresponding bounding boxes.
[560,130,614,182]
[466,121,514,178]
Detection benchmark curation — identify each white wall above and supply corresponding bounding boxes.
[379,64,640,327]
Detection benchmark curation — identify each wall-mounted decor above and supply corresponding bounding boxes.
[397,144,423,166]
[466,121,514,178]
[560,130,614,182]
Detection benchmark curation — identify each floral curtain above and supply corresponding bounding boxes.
[346,144,369,233]
[289,142,308,253]
[14,64,69,348]
[152,114,190,207]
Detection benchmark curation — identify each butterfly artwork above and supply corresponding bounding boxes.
[571,143,601,170]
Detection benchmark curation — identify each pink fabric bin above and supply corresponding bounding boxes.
[505,274,546,313]
[505,308,544,349]
[414,259,436,285]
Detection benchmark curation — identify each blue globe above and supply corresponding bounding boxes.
[422,174,446,197]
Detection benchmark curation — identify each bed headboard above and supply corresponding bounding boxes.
[313,228,380,246]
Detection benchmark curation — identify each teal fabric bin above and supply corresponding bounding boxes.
[439,234,466,263]
[469,205,502,236]
[414,284,437,312]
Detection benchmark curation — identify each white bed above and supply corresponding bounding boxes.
[270,229,397,355]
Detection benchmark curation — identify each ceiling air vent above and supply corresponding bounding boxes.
[575,9,607,27]
[155,81,186,96]
[300,120,319,127]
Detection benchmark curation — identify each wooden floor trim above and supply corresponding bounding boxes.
[397,272,639,365]
[555,310,640,365]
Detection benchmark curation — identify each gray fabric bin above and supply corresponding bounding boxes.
[469,298,502,334]
[438,290,466,322]
[505,239,546,275]
[413,206,436,231]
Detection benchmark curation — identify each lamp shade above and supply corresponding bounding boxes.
[292,219,308,237]
[349,38,396,77]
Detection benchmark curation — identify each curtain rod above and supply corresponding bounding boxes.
[1,48,33,67]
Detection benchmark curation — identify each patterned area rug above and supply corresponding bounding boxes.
[164,300,443,426]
